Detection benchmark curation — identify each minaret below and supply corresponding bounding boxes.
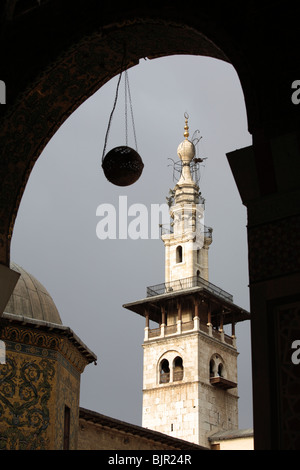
[162,115,212,285]
[123,116,250,449]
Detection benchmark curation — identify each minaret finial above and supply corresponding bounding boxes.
[184,112,189,139]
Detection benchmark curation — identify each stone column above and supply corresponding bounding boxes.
[193,297,200,330]
[161,306,166,337]
[219,311,224,342]
[231,321,236,348]
[144,308,149,341]
[177,300,182,334]
[207,301,212,336]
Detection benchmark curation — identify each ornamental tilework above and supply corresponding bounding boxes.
[0,328,82,449]
[0,352,56,449]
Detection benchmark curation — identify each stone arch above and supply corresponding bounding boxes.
[176,245,183,263]
[159,358,170,384]
[0,8,256,266]
[157,350,185,384]
[173,356,184,382]
[2,2,298,450]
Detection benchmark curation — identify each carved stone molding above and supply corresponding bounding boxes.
[1,324,89,373]
[271,298,300,449]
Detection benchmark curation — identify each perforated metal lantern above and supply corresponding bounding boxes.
[102,146,144,186]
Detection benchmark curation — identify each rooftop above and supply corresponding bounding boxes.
[209,428,254,442]
[79,407,207,450]
[124,276,250,326]
[5,262,62,325]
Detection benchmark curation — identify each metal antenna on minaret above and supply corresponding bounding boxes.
[167,157,182,184]
[166,114,207,187]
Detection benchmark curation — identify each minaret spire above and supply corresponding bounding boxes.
[175,114,199,204]
[161,114,212,284]
[183,112,189,139]
[123,113,250,449]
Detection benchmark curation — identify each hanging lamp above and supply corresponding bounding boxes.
[101,53,144,187]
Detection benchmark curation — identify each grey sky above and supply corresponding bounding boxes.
[11,55,253,429]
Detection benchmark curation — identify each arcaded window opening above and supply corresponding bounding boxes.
[176,245,183,263]
[218,363,224,377]
[173,356,184,381]
[159,359,170,383]
[209,354,226,379]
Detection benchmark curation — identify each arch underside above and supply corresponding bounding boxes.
[1,2,299,450]
[0,18,234,265]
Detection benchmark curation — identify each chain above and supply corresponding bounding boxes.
[102,45,138,162]
[125,70,128,147]
[102,68,124,162]
[125,69,138,152]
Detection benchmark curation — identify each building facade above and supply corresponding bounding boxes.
[0,263,204,451]
[0,263,97,450]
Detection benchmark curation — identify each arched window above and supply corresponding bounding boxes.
[173,356,184,381]
[159,359,170,383]
[209,354,226,380]
[209,353,236,389]
[176,245,183,263]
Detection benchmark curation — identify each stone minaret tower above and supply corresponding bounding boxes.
[163,115,212,284]
[123,116,250,449]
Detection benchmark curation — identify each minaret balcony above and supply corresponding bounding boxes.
[146,318,236,348]
[160,224,213,241]
[210,376,237,390]
[146,275,233,303]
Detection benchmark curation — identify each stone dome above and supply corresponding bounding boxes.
[4,262,62,325]
[177,139,195,163]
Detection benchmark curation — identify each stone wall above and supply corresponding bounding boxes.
[142,329,238,448]
[0,320,87,450]
[78,418,173,450]
[78,408,206,450]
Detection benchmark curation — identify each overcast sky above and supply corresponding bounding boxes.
[11,55,253,430]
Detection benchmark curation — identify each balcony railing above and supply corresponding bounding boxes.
[146,319,235,347]
[160,223,212,239]
[146,275,233,303]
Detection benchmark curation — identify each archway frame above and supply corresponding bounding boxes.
[0,15,255,266]
[4,4,298,450]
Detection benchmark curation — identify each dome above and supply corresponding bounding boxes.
[177,139,195,163]
[4,263,62,325]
